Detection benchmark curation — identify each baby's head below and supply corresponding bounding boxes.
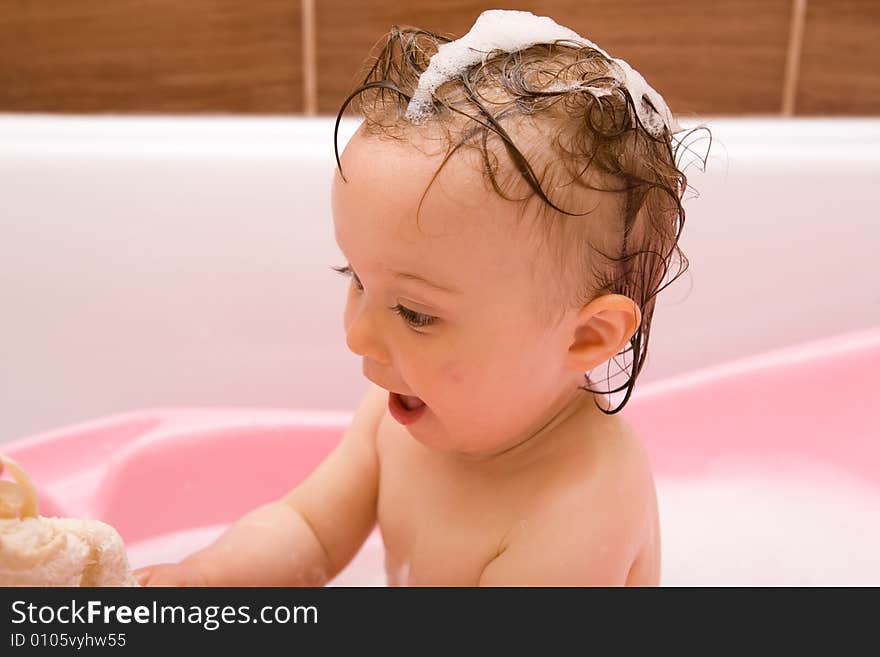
[331,11,698,457]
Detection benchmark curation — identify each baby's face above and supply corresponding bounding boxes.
[331,126,595,458]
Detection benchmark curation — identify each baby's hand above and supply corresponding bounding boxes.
[134,562,209,587]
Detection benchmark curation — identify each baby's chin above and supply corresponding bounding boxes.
[398,409,464,453]
[404,416,512,460]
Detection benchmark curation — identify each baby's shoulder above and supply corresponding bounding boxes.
[480,417,656,585]
[589,416,653,490]
[550,414,654,514]
[561,415,657,539]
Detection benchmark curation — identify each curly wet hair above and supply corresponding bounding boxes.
[333,25,710,415]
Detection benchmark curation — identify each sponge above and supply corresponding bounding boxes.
[0,456,138,587]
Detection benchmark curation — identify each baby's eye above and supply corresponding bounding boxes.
[332,264,363,291]
[391,304,437,328]
[332,264,437,330]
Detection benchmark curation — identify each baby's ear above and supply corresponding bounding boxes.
[564,294,641,373]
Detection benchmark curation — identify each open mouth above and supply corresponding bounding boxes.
[388,391,428,425]
[398,394,425,411]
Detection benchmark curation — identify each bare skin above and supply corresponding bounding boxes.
[377,388,660,586]
[136,122,660,587]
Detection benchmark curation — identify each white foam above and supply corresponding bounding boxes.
[125,460,880,586]
[658,460,880,586]
[405,9,681,138]
[126,524,227,571]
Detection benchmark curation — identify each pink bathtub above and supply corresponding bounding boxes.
[3,327,879,586]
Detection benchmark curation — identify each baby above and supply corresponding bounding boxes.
[136,9,694,587]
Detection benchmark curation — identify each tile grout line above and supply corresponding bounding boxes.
[301,0,318,115]
[781,0,808,116]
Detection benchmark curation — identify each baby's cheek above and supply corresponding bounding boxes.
[439,359,463,385]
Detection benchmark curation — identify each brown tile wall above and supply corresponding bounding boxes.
[316,0,793,119]
[0,0,303,113]
[797,0,880,115]
[0,0,876,115]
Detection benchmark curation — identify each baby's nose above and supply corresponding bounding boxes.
[345,306,391,365]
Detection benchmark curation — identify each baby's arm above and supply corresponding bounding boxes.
[136,383,387,587]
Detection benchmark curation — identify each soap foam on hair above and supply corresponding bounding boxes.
[405,9,681,138]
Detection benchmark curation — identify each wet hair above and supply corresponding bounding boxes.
[333,25,710,415]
